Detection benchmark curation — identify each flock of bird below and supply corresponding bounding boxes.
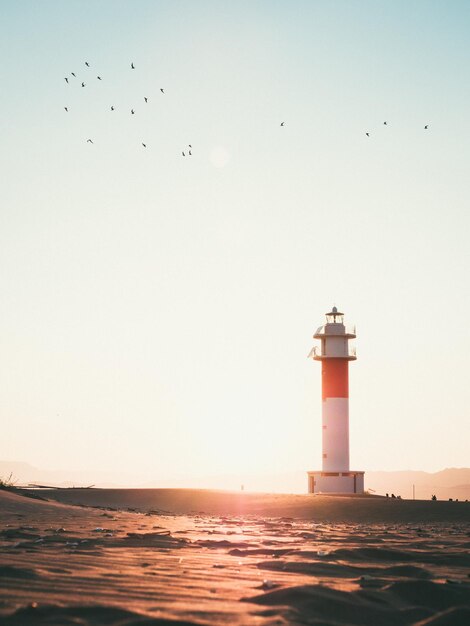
[64,61,430,150]
[63,60,193,153]
[365,122,429,137]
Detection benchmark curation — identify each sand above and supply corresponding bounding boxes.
[38,488,470,523]
[0,488,469,625]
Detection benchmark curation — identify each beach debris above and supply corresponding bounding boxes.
[55,527,66,533]
[317,550,329,556]
[260,579,277,590]
[213,563,225,569]
[92,527,105,532]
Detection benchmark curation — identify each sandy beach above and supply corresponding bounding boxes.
[1,488,469,625]
[38,488,470,524]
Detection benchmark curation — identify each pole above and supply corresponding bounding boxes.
[413,484,415,500]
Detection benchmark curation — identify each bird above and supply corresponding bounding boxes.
[131,109,135,115]
[86,139,93,144]
[189,144,192,148]
[160,88,164,93]
[280,122,285,126]
[366,132,370,137]
[182,151,185,156]
[64,107,68,112]
[85,61,90,67]
[131,62,135,69]
[97,76,102,80]
[64,77,69,83]
[144,97,148,103]
[110,106,115,111]
[383,121,387,125]
[71,72,76,77]
[189,150,192,156]
[424,124,429,129]
[81,82,86,87]
[142,143,147,148]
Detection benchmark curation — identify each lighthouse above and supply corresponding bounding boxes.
[307,307,364,494]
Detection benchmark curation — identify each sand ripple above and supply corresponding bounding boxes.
[1,490,469,625]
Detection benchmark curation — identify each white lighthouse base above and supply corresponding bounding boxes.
[307,471,364,494]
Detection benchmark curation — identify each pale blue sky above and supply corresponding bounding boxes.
[1,1,469,486]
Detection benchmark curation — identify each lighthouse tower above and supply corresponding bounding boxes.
[307,307,364,494]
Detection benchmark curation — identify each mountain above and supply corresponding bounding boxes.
[0,461,126,488]
[365,468,470,501]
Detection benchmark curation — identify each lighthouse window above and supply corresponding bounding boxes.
[323,453,327,458]
[323,425,327,429]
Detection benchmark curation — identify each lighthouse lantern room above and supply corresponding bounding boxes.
[307,307,364,494]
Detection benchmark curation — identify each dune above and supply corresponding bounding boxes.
[35,487,470,523]
[0,488,469,625]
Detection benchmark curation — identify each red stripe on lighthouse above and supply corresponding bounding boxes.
[322,359,349,400]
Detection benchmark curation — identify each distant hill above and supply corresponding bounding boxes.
[1,461,469,500]
[365,468,470,501]
[0,460,123,489]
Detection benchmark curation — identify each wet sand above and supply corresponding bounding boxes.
[1,488,469,625]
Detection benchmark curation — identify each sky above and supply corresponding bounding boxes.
[0,0,469,488]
